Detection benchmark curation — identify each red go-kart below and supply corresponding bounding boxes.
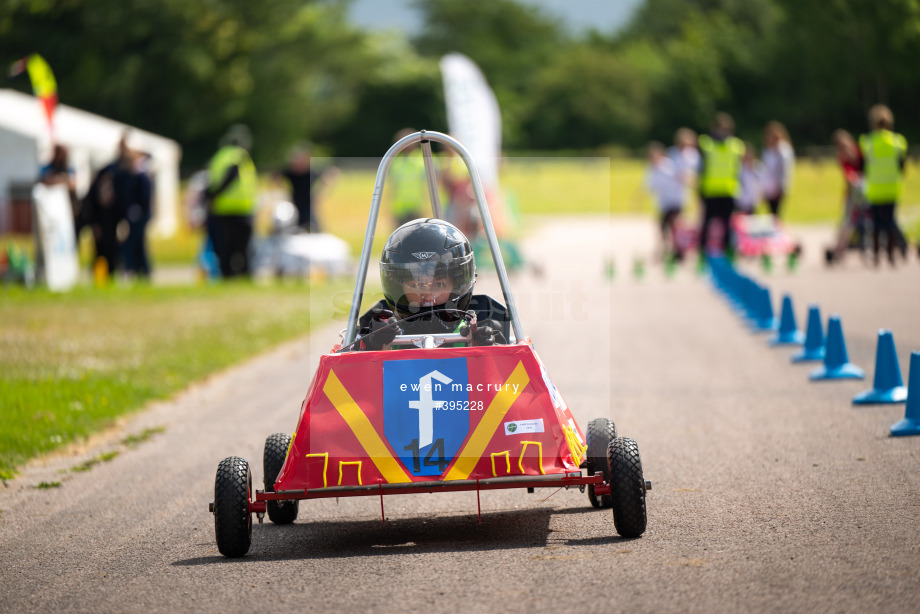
[209,131,650,557]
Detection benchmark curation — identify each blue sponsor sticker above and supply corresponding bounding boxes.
[383,357,470,477]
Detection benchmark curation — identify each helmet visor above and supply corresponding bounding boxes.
[380,253,475,314]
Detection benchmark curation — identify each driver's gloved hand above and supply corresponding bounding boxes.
[471,319,506,346]
[362,322,400,350]
[363,307,400,350]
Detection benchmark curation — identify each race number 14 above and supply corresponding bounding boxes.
[403,438,449,473]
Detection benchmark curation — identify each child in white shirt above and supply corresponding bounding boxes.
[645,141,688,260]
[737,142,765,214]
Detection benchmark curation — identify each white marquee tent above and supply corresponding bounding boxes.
[0,88,181,237]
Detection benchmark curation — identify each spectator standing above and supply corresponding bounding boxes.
[669,127,701,190]
[387,128,428,228]
[205,125,258,279]
[858,104,907,267]
[827,129,865,264]
[122,151,153,279]
[737,142,765,215]
[441,148,479,239]
[698,112,745,257]
[39,144,77,192]
[762,121,795,219]
[182,169,220,280]
[280,144,319,233]
[644,141,687,261]
[39,144,80,234]
[82,136,132,278]
[278,143,338,233]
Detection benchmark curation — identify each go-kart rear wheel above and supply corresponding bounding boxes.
[607,437,647,538]
[214,456,253,557]
[264,432,298,525]
[586,417,616,508]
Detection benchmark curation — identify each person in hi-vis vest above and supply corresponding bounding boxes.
[387,128,428,229]
[858,104,907,267]
[697,112,745,257]
[206,125,258,278]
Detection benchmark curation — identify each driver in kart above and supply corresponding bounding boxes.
[356,218,509,351]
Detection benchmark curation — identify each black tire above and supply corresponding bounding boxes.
[607,437,647,538]
[214,456,252,557]
[264,432,298,524]
[586,417,617,508]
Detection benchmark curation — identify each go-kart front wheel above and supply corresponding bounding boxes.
[607,437,648,538]
[214,456,253,557]
[586,417,616,508]
[264,433,299,524]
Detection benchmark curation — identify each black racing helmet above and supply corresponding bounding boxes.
[380,218,476,319]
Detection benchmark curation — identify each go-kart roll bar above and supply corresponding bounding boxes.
[420,139,443,220]
[343,130,524,347]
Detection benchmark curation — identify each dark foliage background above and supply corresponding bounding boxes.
[3,0,918,172]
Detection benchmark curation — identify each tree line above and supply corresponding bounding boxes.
[2,0,918,173]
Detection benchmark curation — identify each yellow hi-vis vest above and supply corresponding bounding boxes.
[698,135,745,198]
[389,149,427,218]
[859,129,907,205]
[209,145,257,215]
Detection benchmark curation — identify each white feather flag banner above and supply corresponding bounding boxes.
[439,53,502,191]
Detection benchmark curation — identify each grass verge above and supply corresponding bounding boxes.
[0,280,350,474]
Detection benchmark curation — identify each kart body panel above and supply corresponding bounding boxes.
[272,340,587,497]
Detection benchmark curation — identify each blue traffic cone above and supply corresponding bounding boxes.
[853,330,908,404]
[751,286,776,332]
[810,315,865,380]
[740,277,760,322]
[890,352,920,436]
[769,294,805,346]
[792,304,825,363]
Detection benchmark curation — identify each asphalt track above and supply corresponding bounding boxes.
[1,216,919,613]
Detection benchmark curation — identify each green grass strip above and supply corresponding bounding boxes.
[0,280,350,474]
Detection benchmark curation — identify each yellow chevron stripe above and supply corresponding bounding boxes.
[445,361,530,481]
[323,370,412,484]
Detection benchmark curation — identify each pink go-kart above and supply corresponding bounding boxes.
[732,214,802,263]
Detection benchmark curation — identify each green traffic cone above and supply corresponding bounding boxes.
[633,258,645,280]
[665,253,677,278]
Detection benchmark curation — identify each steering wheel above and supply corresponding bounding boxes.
[338,309,477,352]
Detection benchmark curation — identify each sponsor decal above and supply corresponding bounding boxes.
[383,358,470,477]
[504,419,544,436]
[412,251,437,260]
[539,363,564,410]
